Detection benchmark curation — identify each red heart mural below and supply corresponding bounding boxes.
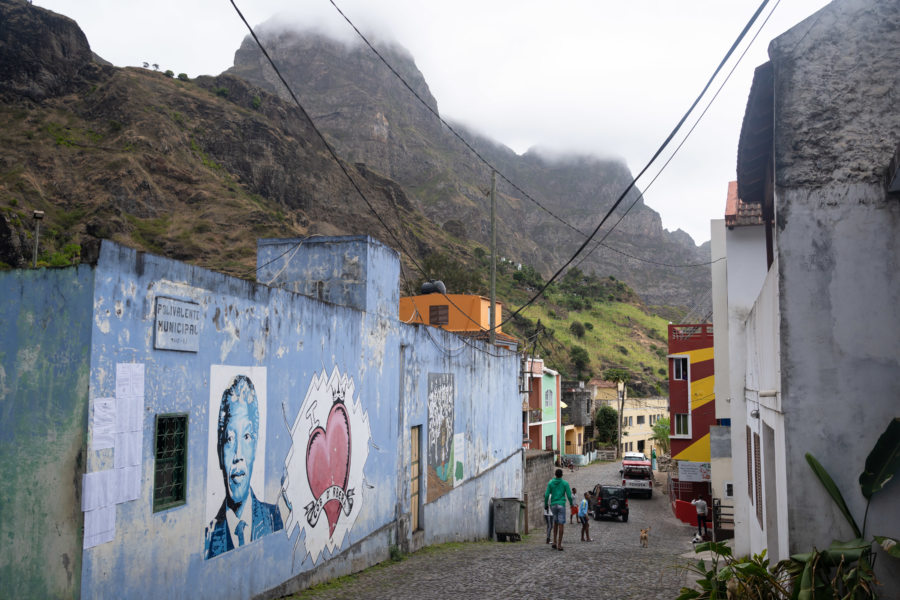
[306,402,352,536]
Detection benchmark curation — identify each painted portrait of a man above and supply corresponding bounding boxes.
[204,373,282,559]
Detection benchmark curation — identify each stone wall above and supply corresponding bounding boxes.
[523,450,555,530]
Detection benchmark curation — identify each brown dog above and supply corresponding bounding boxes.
[640,526,651,548]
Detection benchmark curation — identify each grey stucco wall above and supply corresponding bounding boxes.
[769,0,900,589]
[771,0,900,189]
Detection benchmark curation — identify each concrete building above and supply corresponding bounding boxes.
[620,397,668,458]
[523,358,560,454]
[560,380,592,458]
[0,236,523,599]
[399,292,518,351]
[721,0,900,592]
[666,323,716,523]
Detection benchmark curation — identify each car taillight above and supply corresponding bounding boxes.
[622,479,626,486]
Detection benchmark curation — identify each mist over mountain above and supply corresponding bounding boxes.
[226,20,711,307]
[0,0,709,311]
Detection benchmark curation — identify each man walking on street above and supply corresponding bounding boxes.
[691,497,709,537]
[544,468,575,551]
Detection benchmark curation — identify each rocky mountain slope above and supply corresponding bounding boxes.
[0,0,709,313]
[0,0,457,289]
[226,21,712,307]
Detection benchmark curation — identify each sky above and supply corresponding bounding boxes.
[35,0,831,244]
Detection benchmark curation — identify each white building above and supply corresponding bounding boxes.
[716,0,899,593]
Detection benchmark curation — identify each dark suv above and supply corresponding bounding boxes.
[588,484,629,522]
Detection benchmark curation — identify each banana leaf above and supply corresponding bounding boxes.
[797,559,814,600]
[806,453,862,537]
[859,418,900,499]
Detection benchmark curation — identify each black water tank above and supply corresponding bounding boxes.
[420,280,447,295]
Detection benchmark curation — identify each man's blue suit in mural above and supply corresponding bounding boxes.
[205,374,283,559]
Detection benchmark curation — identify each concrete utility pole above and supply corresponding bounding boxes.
[617,381,625,459]
[489,170,496,345]
[32,210,44,268]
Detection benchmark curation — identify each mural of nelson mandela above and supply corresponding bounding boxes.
[205,374,282,559]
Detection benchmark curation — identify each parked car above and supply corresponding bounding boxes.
[621,459,653,498]
[624,451,648,462]
[588,484,629,521]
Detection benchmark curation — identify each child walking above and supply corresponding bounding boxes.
[544,503,553,543]
[579,491,593,542]
[569,488,578,524]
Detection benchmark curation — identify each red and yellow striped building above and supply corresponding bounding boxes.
[668,323,715,462]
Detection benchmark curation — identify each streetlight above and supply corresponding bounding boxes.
[32,210,44,268]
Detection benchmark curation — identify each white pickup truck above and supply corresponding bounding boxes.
[621,460,653,498]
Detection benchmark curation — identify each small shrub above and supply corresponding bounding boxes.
[617,345,629,355]
[164,70,174,78]
[177,73,189,81]
[251,95,261,110]
[389,545,403,562]
[584,322,593,331]
[214,87,229,98]
[569,321,586,338]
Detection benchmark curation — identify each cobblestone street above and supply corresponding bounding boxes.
[287,461,703,599]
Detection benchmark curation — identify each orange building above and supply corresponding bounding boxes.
[399,293,519,350]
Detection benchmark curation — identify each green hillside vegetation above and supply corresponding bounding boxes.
[418,251,670,395]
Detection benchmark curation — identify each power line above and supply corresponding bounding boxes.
[327,0,754,279]
[325,0,589,238]
[499,0,773,328]
[229,0,429,280]
[571,0,782,273]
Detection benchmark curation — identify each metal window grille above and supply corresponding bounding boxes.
[746,426,753,500]
[153,414,187,512]
[753,432,763,526]
[429,304,449,325]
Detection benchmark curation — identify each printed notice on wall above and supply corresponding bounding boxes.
[83,362,146,549]
[678,461,711,482]
[154,296,201,352]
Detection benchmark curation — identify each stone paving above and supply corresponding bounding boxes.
[285,461,705,599]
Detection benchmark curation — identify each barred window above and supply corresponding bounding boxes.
[754,431,763,526]
[429,304,449,325]
[746,426,753,500]
[153,414,187,512]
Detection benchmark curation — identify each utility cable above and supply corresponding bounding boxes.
[328,0,742,273]
[571,0,782,273]
[230,0,430,280]
[499,0,773,328]
[326,0,591,240]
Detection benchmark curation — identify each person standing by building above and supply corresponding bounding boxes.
[544,468,575,551]
[691,497,709,538]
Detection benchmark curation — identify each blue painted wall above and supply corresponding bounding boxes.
[0,265,94,599]
[63,239,522,599]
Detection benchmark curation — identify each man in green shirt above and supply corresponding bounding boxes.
[544,468,575,550]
